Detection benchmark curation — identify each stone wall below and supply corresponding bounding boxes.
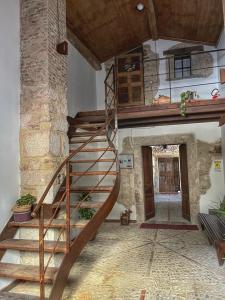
[20,0,68,202]
[166,43,214,80]
[118,134,222,224]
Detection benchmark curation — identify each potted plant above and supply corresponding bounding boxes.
[154,95,171,105]
[180,90,200,116]
[209,198,225,216]
[78,192,96,240]
[12,193,36,222]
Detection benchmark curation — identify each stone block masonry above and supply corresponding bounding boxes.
[20,0,68,201]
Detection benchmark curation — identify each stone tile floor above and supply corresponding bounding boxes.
[11,223,225,300]
[149,194,189,224]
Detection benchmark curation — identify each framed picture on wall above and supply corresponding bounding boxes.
[119,154,134,169]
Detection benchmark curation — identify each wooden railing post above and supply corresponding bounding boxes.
[66,162,71,252]
[39,205,45,300]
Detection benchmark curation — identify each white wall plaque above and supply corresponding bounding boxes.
[119,154,134,169]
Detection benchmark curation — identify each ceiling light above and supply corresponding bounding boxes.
[136,3,145,12]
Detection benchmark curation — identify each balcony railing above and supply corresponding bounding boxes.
[116,48,225,106]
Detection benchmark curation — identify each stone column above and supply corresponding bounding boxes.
[20,0,68,201]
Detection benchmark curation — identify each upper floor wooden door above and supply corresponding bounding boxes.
[116,48,144,107]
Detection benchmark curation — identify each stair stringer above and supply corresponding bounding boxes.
[49,173,120,300]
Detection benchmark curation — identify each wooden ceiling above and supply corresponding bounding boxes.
[67,0,224,66]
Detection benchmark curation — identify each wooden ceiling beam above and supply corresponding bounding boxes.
[159,35,216,46]
[147,0,158,40]
[67,27,102,71]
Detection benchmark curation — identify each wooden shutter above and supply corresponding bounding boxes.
[116,48,144,107]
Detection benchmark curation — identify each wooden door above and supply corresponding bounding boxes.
[173,157,180,192]
[158,157,180,193]
[142,146,155,220]
[116,48,144,107]
[179,144,191,221]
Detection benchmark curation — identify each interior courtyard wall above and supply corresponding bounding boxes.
[0,0,21,289]
[67,42,97,117]
[108,122,224,223]
[143,40,218,103]
[95,39,219,110]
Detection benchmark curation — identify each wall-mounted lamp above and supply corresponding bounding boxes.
[136,3,145,12]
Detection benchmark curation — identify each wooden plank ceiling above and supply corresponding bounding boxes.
[67,0,224,64]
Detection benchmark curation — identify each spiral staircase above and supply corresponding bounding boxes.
[0,66,120,299]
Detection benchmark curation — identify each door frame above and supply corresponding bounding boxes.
[142,143,191,222]
[142,146,155,220]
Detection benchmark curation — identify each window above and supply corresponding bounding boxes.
[174,55,191,79]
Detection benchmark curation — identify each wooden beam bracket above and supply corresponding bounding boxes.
[147,0,158,40]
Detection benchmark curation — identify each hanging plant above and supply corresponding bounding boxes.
[180,91,189,117]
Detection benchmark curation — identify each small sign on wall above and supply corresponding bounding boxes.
[214,160,222,172]
[119,154,134,169]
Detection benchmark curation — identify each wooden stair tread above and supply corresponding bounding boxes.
[70,147,114,153]
[9,219,89,229]
[70,159,115,163]
[70,171,117,176]
[69,138,107,144]
[74,115,106,123]
[77,110,105,117]
[0,239,67,253]
[0,263,57,283]
[0,292,40,300]
[71,123,104,129]
[60,186,112,193]
[53,201,103,209]
[69,131,106,137]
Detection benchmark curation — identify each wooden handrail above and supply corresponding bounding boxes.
[32,125,106,217]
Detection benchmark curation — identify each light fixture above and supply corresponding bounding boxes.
[136,3,145,12]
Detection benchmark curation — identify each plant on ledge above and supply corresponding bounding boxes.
[78,192,96,220]
[180,92,187,117]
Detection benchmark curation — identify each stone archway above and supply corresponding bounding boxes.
[119,134,201,224]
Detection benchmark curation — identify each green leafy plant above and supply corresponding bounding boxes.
[16,193,36,206]
[213,199,225,216]
[78,192,96,220]
[180,92,188,117]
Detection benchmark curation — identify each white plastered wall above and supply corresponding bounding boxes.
[0,0,21,288]
[67,42,97,116]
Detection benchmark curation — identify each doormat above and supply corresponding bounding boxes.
[140,223,199,230]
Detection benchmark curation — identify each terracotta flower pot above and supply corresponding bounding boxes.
[12,204,32,222]
[154,96,171,105]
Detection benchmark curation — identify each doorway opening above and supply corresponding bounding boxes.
[142,144,190,224]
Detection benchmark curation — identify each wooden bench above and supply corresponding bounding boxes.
[199,213,225,265]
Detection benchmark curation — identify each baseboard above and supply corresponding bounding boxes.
[104,219,137,223]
